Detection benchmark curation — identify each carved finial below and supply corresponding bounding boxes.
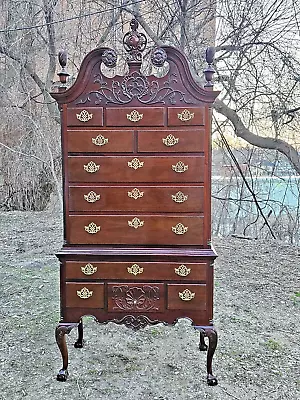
[204,47,216,88]
[123,18,147,66]
[57,49,69,88]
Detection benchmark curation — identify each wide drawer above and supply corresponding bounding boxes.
[68,215,204,245]
[167,284,206,310]
[137,129,205,152]
[65,283,104,308]
[67,107,103,127]
[168,107,205,126]
[69,185,204,212]
[65,261,207,281]
[107,283,165,312]
[68,156,205,183]
[106,107,164,126]
[67,130,134,153]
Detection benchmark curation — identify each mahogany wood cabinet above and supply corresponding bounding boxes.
[51,20,219,386]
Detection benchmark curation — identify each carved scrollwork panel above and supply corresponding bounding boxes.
[112,285,160,311]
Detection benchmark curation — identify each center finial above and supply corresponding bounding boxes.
[123,18,147,65]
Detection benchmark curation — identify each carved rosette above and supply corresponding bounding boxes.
[151,47,167,67]
[112,285,160,311]
[102,49,117,68]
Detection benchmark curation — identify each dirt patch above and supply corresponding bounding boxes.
[0,211,299,399]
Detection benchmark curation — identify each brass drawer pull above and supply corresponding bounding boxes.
[84,191,101,203]
[128,157,144,170]
[162,134,179,147]
[81,263,97,275]
[84,161,100,173]
[172,223,188,235]
[172,191,188,203]
[76,109,93,122]
[179,289,195,301]
[172,161,188,173]
[128,217,144,229]
[177,109,194,122]
[127,110,143,122]
[84,222,101,234]
[127,264,144,276]
[77,287,93,299]
[128,188,144,199]
[92,134,108,146]
[175,264,191,277]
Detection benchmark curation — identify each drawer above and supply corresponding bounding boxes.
[168,107,205,126]
[69,185,204,212]
[68,156,205,183]
[67,107,103,127]
[167,284,206,310]
[65,261,207,281]
[107,283,165,312]
[137,129,205,152]
[106,107,164,126]
[68,215,204,245]
[67,130,134,153]
[65,283,104,308]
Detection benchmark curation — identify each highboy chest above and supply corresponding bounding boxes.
[51,19,219,386]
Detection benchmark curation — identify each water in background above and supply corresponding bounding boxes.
[212,175,300,243]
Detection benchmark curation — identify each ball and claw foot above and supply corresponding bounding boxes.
[207,374,218,386]
[57,368,69,382]
[74,340,84,348]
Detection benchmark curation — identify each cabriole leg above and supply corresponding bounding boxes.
[199,330,208,351]
[55,323,78,381]
[74,318,84,348]
[197,327,218,386]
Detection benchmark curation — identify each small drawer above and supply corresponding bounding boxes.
[138,129,205,152]
[67,107,103,127]
[68,215,204,245]
[69,185,204,212]
[67,130,134,153]
[168,107,205,126]
[65,283,104,308]
[65,261,207,281]
[68,156,205,183]
[106,107,164,126]
[107,283,165,312]
[167,284,206,310]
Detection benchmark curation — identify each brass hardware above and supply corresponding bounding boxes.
[127,110,143,122]
[172,191,188,203]
[84,191,101,203]
[77,287,93,299]
[76,109,93,122]
[175,264,191,277]
[84,161,100,173]
[91,134,108,146]
[179,289,195,301]
[162,134,179,147]
[128,217,144,229]
[81,263,98,275]
[177,109,194,122]
[172,223,188,235]
[172,161,188,173]
[84,222,101,234]
[127,264,144,276]
[128,188,144,200]
[128,158,144,170]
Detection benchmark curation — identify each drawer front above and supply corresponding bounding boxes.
[66,261,207,281]
[137,129,205,152]
[167,284,206,310]
[68,215,204,245]
[65,283,104,308]
[168,107,205,126]
[67,107,103,127]
[106,107,164,126]
[107,283,165,312]
[68,156,205,183]
[69,185,204,212]
[67,130,134,153]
